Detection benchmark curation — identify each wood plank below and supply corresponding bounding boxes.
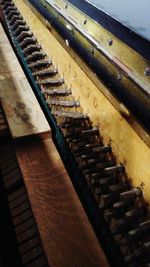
[0,23,50,140]
[16,138,109,267]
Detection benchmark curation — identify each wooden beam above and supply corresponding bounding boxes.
[16,138,109,267]
[0,23,50,141]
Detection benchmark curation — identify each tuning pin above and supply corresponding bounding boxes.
[104,164,124,175]
[5,6,17,15]
[29,59,52,70]
[99,176,118,186]
[99,191,120,209]
[11,20,27,31]
[51,111,88,119]
[32,68,58,78]
[20,37,37,49]
[111,218,130,234]
[23,44,42,55]
[81,127,99,137]
[38,78,64,87]
[139,220,150,231]
[120,187,142,200]
[109,183,128,193]
[17,32,33,43]
[85,143,102,152]
[46,99,80,108]
[92,145,112,154]
[125,242,150,264]
[125,208,145,222]
[42,88,71,96]
[15,25,29,36]
[3,1,14,10]
[25,51,46,62]
[9,15,23,25]
[7,9,20,20]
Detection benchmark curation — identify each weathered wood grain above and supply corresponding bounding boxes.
[0,23,50,140]
[16,138,109,267]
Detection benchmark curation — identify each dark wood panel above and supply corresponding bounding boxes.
[16,138,109,267]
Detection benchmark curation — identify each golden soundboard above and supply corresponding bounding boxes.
[0,0,150,266]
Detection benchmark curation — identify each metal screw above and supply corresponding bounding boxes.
[144,67,150,76]
[65,39,70,47]
[108,39,113,46]
[83,19,87,25]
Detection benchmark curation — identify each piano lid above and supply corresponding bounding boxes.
[85,0,150,42]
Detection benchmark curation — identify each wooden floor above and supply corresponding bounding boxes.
[16,138,109,267]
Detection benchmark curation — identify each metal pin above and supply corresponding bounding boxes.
[99,176,117,186]
[109,183,128,192]
[26,51,46,62]
[10,15,23,25]
[81,127,99,137]
[38,78,64,86]
[42,88,71,96]
[11,20,27,31]
[3,2,14,10]
[51,111,88,119]
[104,164,124,174]
[32,68,58,78]
[20,37,37,49]
[29,60,51,70]
[92,145,112,154]
[7,10,20,20]
[23,44,42,55]
[15,25,29,36]
[46,99,80,107]
[120,187,142,200]
[5,7,17,15]
[17,32,33,43]
[99,191,120,209]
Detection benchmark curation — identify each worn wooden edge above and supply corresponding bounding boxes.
[15,137,109,267]
[0,23,51,141]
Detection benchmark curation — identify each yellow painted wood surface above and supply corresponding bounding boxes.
[0,23,50,140]
[14,0,150,205]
